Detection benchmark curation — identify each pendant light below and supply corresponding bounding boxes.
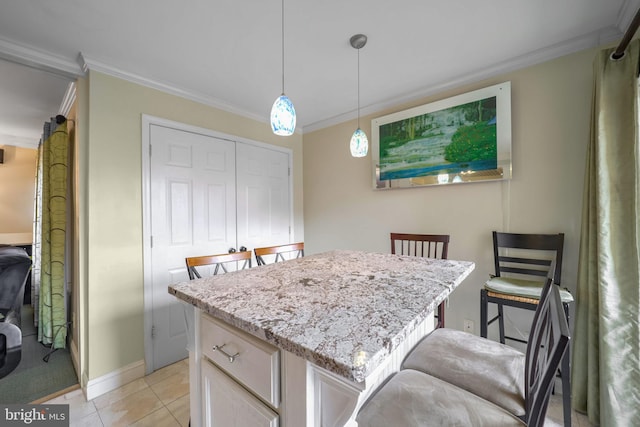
[349,34,368,157]
[270,0,296,136]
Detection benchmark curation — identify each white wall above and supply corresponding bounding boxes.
[303,46,596,343]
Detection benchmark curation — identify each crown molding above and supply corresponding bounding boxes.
[0,36,83,79]
[78,53,274,129]
[302,26,623,133]
[59,82,77,117]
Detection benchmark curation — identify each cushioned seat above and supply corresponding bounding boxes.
[388,279,569,427]
[402,327,526,416]
[480,232,572,426]
[356,369,526,427]
[485,276,574,303]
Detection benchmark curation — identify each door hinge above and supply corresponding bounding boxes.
[149,144,152,157]
[150,236,153,248]
[151,325,156,339]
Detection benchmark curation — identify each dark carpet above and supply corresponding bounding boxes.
[0,305,78,403]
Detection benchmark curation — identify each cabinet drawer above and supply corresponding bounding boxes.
[201,314,280,408]
[202,360,279,427]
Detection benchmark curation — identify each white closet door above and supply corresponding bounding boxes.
[150,125,236,370]
[236,143,291,250]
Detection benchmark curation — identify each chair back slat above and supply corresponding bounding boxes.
[390,233,450,259]
[255,242,304,266]
[185,251,252,280]
[524,278,570,427]
[499,266,549,278]
[493,231,564,284]
[390,232,450,328]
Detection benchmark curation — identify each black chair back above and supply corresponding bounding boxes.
[493,231,564,284]
[524,279,570,427]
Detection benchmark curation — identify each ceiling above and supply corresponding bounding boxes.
[0,0,638,150]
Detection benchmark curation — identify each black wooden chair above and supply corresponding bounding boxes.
[357,277,570,427]
[390,233,450,328]
[254,242,304,266]
[480,231,573,427]
[185,250,252,279]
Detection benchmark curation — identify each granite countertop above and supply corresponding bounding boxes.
[169,249,474,383]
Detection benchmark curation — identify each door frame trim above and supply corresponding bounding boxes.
[141,114,293,374]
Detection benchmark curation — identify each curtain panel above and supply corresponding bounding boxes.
[35,120,69,349]
[572,39,640,426]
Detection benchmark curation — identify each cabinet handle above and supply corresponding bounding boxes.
[212,344,240,363]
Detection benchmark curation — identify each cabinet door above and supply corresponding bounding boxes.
[202,361,279,427]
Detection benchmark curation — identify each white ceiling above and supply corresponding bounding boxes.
[0,0,638,149]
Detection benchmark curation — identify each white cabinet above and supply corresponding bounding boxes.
[200,314,280,427]
[201,315,280,407]
[202,361,279,427]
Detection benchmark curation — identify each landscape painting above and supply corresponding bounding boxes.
[372,82,512,189]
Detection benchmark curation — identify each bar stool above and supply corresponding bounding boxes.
[357,279,569,427]
[254,242,304,266]
[480,231,572,427]
[390,233,450,328]
[185,250,252,279]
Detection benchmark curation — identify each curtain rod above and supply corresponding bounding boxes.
[612,7,640,60]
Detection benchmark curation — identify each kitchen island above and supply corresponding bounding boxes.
[169,250,474,427]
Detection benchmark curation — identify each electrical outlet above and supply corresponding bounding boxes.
[463,319,474,334]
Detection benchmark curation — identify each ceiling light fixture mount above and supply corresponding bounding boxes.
[349,33,368,158]
[270,0,296,136]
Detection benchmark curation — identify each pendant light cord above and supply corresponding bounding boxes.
[357,47,361,128]
[281,0,285,94]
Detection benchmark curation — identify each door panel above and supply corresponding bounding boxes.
[149,124,292,371]
[236,144,291,250]
[150,125,236,370]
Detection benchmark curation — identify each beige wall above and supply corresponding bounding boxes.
[80,43,596,380]
[80,71,303,380]
[303,46,595,343]
[0,145,37,237]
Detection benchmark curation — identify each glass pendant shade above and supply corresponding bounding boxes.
[270,94,296,136]
[349,34,368,157]
[350,127,369,157]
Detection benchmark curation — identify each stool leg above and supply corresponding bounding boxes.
[480,290,488,338]
[561,301,571,427]
[561,347,571,426]
[436,302,445,328]
[498,303,505,344]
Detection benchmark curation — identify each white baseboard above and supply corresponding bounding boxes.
[84,359,146,401]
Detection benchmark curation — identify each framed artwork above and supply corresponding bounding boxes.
[372,82,511,189]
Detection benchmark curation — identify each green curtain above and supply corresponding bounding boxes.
[572,39,640,426]
[38,120,69,349]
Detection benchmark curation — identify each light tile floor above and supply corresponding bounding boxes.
[546,392,595,427]
[44,357,594,427]
[43,358,190,427]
